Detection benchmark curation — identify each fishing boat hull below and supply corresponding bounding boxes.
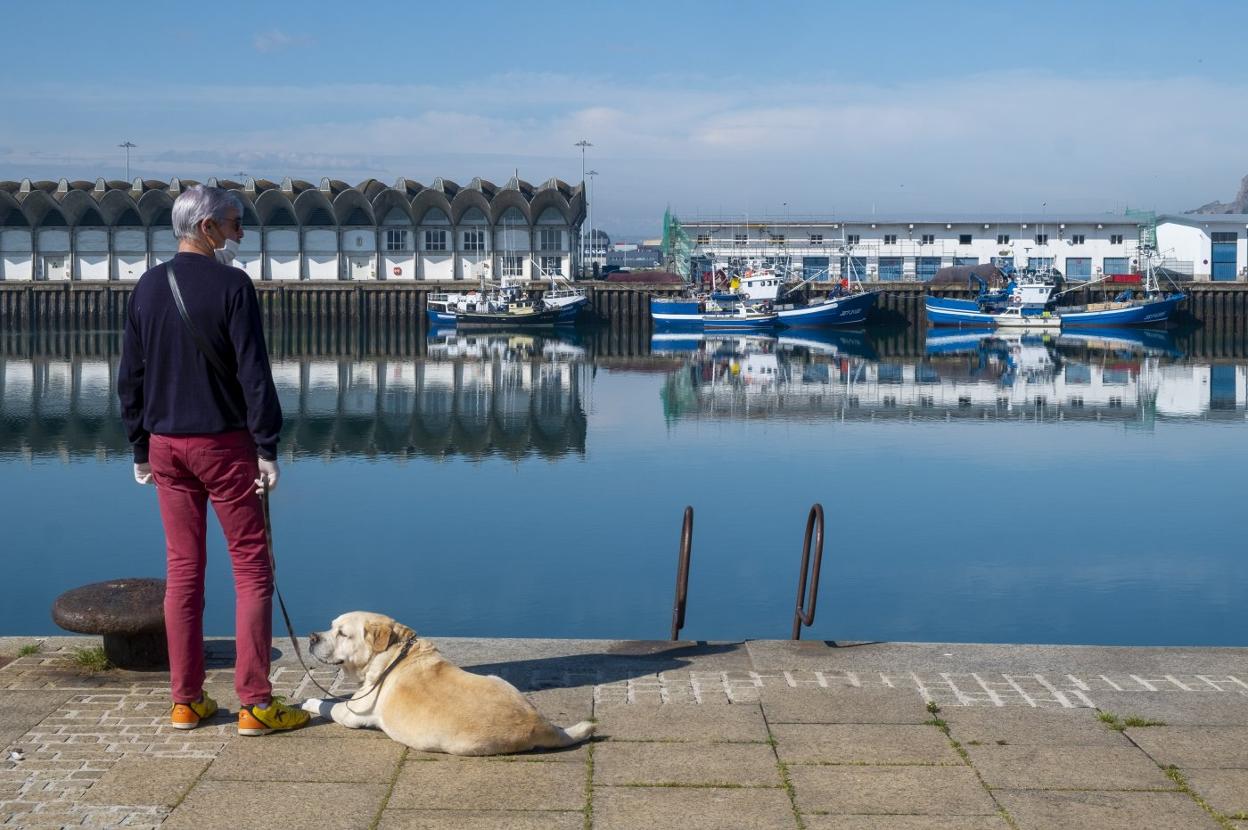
[451,307,566,329]
[650,298,779,331]
[1057,293,1186,326]
[925,293,1183,328]
[774,291,877,327]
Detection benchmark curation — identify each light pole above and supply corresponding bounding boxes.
[574,139,592,276]
[118,141,136,181]
[587,170,598,275]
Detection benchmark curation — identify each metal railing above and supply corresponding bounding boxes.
[791,503,826,640]
[670,506,694,641]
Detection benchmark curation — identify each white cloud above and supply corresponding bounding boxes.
[252,30,315,53]
[2,70,1246,234]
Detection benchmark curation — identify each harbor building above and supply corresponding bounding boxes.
[0,176,584,283]
[677,214,1248,283]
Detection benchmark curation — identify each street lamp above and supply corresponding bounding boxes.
[118,141,136,181]
[574,139,592,276]
[587,170,598,274]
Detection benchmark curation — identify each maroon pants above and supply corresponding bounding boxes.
[149,430,272,705]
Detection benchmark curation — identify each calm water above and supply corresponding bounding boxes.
[2,325,1246,646]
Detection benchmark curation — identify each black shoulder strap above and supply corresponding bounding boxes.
[167,264,231,379]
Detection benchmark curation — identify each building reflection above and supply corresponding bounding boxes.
[0,331,588,461]
[657,329,1248,425]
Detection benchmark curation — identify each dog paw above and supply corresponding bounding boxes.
[301,698,326,715]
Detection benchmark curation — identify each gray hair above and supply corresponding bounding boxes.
[172,185,244,240]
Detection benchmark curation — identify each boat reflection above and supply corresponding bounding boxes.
[0,330,589,461]
[658,328,1247,424]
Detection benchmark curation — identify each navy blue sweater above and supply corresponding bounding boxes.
[118,252,282,463]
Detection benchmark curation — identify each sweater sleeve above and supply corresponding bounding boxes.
[117,289,150,463]
[229,278,283,460]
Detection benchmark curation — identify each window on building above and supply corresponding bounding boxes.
[1065,257,1092,278]
[696,234,710,245]
[770,234,785,244]
[384,229,408,252]
[920,234,935,245]
[1211,232,1238,242]
[423,229,447,251]
[958,234,972,245]
[501,256,525,278]
[1070,234,1086,245]
[846,234,860,245]
[997,234,1010,244]
[462,230,485,252]
[883,234,898,245]
[1035,234,1048,245]
[734,233,748,246]
[539,228,562,251]
[540,256,563,276]
[809,234,823,245]
[1109,234,1124,245]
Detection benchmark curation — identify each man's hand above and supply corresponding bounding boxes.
[133,463,153,485]
[255,457,280,496]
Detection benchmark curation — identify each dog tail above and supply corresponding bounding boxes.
[554,719,596,746]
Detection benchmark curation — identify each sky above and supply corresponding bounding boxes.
[1,0,1246,236]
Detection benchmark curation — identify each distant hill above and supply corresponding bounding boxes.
[1187,174,1248,214]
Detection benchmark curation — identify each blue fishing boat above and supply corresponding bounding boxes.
[650,298,779,331]
[926,260,1185,328]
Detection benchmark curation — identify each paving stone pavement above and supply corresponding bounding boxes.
[1,636,1246,828]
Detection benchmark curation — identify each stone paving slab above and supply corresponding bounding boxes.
[0,690,74,748]
[803,817,1011,830]
[770,723,960,765]
[203,735,405,783]
[594,702,768,742]
[786,765,997,815]
[593,741,781,787]
[993,789,1223,830]
[1183,768,1248,818]
[388,757,585,811]
[162,781,387,830]
[943,707,1130,747]
[760,688,932,724]
[377,809,584,829]
[1126,725,1248,768]
[591,786,797,830]
[80,757,208,807]
[1092,690,1248,725]
[966,744,1175,790]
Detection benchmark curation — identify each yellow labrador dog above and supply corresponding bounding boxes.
[301,611,595,756]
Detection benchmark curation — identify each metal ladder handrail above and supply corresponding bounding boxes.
[791,503,825,640]
[670,506,694,641]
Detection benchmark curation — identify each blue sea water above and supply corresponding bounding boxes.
[1,326,1245,646]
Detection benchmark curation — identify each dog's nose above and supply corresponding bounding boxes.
[308,632,320,645]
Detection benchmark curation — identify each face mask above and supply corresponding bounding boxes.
[213,237,240,266]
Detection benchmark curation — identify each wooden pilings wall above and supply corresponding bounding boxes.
[4,279,1248,332]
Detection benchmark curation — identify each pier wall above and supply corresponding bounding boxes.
[2,280,1248,333]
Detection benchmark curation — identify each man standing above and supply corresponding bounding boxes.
[118,184,309,736]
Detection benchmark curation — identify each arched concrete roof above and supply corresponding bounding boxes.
[332,188,375,226]
[253,189,298,226]
[489,190,531,225]
[450,188,492,225]
[0,190,27,227]
[358,178,389,201]
[467,177,498,198]
[411,189,453,224]
[60,190,106,226]
[529,188,571,225]
[369,187,412,224]
[394,177,424,198]
[98,189,142,226]
[293,189,336,226]
[19,190,67,227]
[429,177,460,198]
[137,189,174,226]
[30,180,58,195]
[501,175,535,199]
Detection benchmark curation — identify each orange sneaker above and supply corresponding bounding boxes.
[170,694,219,730]
[238,696,310,736]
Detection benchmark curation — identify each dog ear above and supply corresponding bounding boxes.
[364,621,393,653]
[391,622,416,643]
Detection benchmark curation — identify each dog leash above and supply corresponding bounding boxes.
[260,480,415,708]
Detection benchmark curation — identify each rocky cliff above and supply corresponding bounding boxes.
[1188,174,1248,214]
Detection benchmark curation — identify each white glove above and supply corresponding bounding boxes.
[255,457,280,496]
[134,463,153,485]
